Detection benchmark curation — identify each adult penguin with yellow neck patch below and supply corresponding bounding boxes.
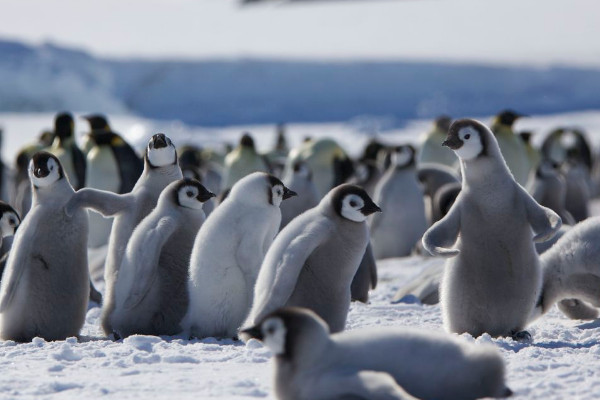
[417,115,457,168]
[222,133,270,191]
[46,112,86,190]
[490,110,531,186]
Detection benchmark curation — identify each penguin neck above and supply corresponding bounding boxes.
[32,179,74,206]
[136,163,183,190]
[460,153,513,187]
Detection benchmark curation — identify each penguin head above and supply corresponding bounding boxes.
[228,172,296,207]
[29,152,64,189]
[0,202,20,237]
[146,133,177,168]
[494,110,526,128]
[519,131,533,145]
[268,175,297,207]
[442,119,490,161]
[390,145,416,168]
[173,179,215,210]
[54,112,74,140]
[331,184,381,222]
[82,114,110,131]
[240,307,329,359]
[240,133,256,150]
[434,115,452,133]
[537,160,560,178]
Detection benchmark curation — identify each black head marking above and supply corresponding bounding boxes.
[173,178,215,205]
[392,144,416,168]
[0,201,20,233]
[361,139,385,162]
[82,114,109,131]
[332,184,381,218]
[434,115,452,133]
[267,174,296,204]
[240,133,255,149]
[444,119,489,158]
[54,112,74,140]
[519,131,533,144]
[31,151,64,181]
[495,109,526,127]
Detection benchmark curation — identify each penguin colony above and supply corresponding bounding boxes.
[0,110,599,399]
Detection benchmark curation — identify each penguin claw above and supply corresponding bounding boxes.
[511,330,532,342]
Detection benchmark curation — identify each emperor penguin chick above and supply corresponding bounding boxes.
[370,145,427,259]
[65,134,183,336]
[184,172,296,339]
[423,119,561,339]
[111,179,214,338]
[243,184,381,334]
[242,307,512,400]
[0,152,90,341]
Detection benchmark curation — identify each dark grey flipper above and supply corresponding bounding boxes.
[351,243,377,303]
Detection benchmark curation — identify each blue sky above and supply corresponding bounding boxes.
[1,0,599,66]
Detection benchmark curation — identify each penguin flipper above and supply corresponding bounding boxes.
[65,188,133,218]
[422,203,461,258]
[121,217,178,310]
[245,220,331,327]
[312,370,419,400]
[70,146,87,190]
[521,187,562,242]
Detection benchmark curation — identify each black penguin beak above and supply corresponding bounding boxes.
[240,326,263,341]
[282,187,298,200]
[360,200,382,216]
[197,191,216,202]
[442,135,463,150]
[152,134,168,149]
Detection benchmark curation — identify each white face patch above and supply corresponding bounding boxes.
[0,212,19,237]
[29,158,61,188]
[391,147,412,167]
[454,126,483,161]
[341,194,366,222]
[147,143,176,167]
[271,184,284,207]
[261,317,286,355]
[177,185,205,210]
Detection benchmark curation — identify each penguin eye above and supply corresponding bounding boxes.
[186,190,194,197]
[8,218,15,226]
[350,200,357,207]
[464,134,471,140]
[276,188,282,196]
[267,326,275,335]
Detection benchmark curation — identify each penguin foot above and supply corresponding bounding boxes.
[510,330,532,342]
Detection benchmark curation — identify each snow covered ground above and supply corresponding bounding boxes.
[1,110,600,399]
[1,259,600,399]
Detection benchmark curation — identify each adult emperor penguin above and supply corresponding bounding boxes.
[243,184,381,334]
[490,110,531,186]
[82,114,144,248]
[66,134,182,336]
[370,145,427,259]
[423,118,561,339]
[184,172,295,339]
[417,115,457,168]
[285,138,354,198]
[528,160,576,225]
[46,112,86,190]
[242,308,512,400]
[279,161,320,229]
[0,152,90,341]
[111,179,214,338]
[222,133,270,190]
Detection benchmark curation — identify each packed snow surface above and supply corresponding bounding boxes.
[1,259,599,399]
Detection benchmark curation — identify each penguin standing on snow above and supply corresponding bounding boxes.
[370,145,427,259]
[46,112,86,190]
[0,153,90,342]
[242,307,512,400]
[184,173,296,339]
[490,110,531,186]
[243,184,381,334]
[111,179,214,338]
[65,134,182,336]
[423,119,561,339]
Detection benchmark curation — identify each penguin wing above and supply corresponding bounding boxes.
[111,141,143,194]
[70,146,87,190]
[121,217,178,310]
[247,220,332,325]
[520,186,562,242]
[0,226,37,312]
[311,370,418,400]
[64,188,133,218]
[421,200,461,258]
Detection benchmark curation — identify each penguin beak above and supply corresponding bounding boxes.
[197,191,216,202]
[360,200,382,216]
[240,326,264,341]
[442,135,463,150]
[282,187,298,200]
